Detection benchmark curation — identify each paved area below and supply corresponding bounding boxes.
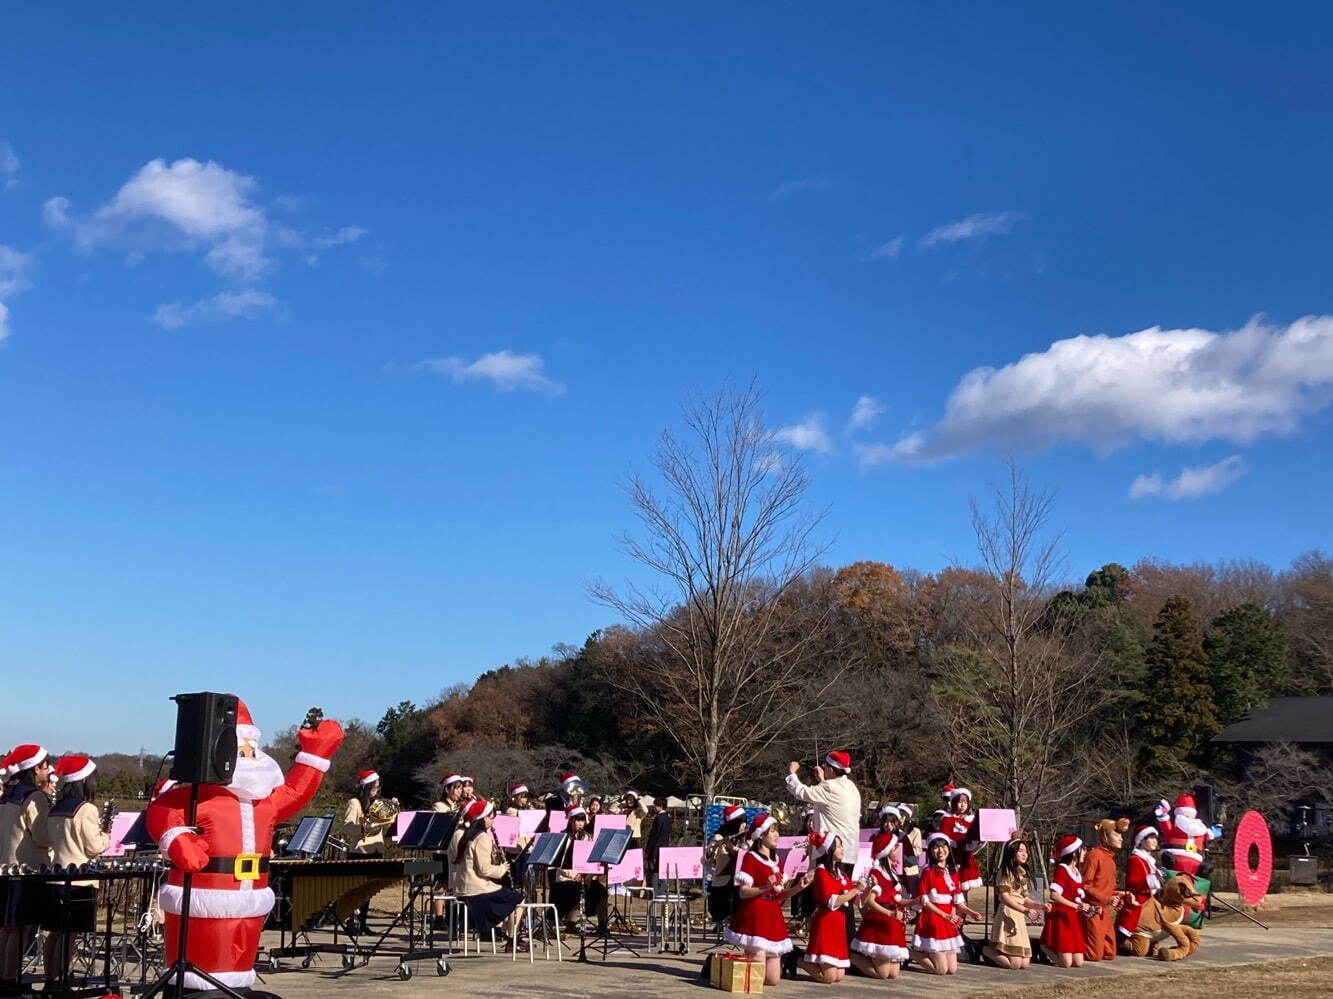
[249,925,1333,998]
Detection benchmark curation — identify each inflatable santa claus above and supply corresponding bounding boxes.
[146,698,343,991]
[1155,792,1216,878]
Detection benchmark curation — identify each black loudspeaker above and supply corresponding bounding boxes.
[1192,784,1217,827]
[169,692,238,785]
[1076,820,1098,850]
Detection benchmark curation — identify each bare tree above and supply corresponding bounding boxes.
[931,459,1109,832]
[590,383,845,802]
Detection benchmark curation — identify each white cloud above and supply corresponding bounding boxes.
[45,157,366,281]
[867,315,1333,464]
[770,178,831,201]
[418,350,565,395]
[920,211,1025,249]
[1129,456,1247,501]
[869,236,905,260]
[152,289,280,330]
[0,245,30,340]
[773,414,834,454]
[846,395,884,433]
[1,143,18,190]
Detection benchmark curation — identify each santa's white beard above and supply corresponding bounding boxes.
[228,750,285,802]
[1173,811,1208,837]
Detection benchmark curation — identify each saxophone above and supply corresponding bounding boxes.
[100,799,116,833]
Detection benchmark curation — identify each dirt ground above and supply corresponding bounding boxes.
[965,956,1333,999]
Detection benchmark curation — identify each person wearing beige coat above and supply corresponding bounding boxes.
[452,800,525,950]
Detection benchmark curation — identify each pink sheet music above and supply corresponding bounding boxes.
[608,848,644,885]
[571,838,602,874]
[102,813,137,858]
[594,813,627,836]
[858,827,875,843]
[491,814,520,848]
[780,847,809,880]
[395,811,421,842]
[852,844,873,879]
[517,809,545,835]
[547,810,568,833]
[657,846,704,880]
[979,808,1018,843]
[776,835,806,851]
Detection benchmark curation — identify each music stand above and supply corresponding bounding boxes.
[579,828,639,962]
[282,814,334,859]
[120,811,157,852]
[397,812,435,850]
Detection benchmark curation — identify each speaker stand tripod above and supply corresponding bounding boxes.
[139,783,250,999]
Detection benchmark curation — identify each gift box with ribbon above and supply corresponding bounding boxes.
[711,954,764,993]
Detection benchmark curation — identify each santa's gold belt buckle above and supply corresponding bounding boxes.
[234,853,262,881]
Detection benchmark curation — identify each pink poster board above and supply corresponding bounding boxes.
[548,809,569,834]
[594,813,627,836]
[491,814,520,848]
[858,827,876,843]
[103,813,137,858]
[776,835,805,851]
[658,846,704,880]
[979,808,1018,843]
[517,809,545,836]
[852,844,873,879]
[608,848,644,885]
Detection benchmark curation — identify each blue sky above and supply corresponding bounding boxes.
[3,3,1331,753]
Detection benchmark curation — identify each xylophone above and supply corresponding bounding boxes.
[267,857,447,979]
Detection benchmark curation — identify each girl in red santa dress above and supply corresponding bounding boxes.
[1040,834,1097,968]
[799,832,861,984]
[851,831,916,980]
[911,832,982,975]
[938,783,983,892]
[725,812,811,987]
[1117,825,1163,943]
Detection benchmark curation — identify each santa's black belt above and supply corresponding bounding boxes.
[200,855,270,880]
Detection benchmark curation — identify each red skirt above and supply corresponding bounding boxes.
[1040,905,1084,955]
[911,907,962,953]
[957,852,982,891]
[852,911,908,962]
[804,905,849,967]
[725,896,792,956]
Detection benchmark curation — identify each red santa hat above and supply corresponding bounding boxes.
[356,769,380,787]
[55,755,96,783]
[460,775,475,784]
[507,781,530,797]
[0,749,12,778]
[8,744,48,773]
[898,802,916,819]
[721,803,747,826]
[747,812,777,841]
[463,798,495,824]
[824,750,852,773]
[153,777,177,798]
[560,772,582,791]
[1173,792,1197,819]
[440,772,464,787]
[940,782,958,801]
[878,802,906,821]
[871,831,897,861]
[1134,824,1159,847]
[951,786,973,804]
[1053,834,1082,859]
[235,698,260,744]
[924,831,951,849]
[564,803,587,820]
[808,830,836,859]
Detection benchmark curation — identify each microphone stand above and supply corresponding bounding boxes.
[140,782,248,998]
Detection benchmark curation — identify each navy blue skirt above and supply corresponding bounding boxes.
[463,887,524,937]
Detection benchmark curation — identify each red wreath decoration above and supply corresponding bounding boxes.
[1232,809,1273,906]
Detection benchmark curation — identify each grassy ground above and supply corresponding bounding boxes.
[965,956,1333,999]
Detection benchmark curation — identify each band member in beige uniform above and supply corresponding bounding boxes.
[43,755,111,989]
[0,744,53,991]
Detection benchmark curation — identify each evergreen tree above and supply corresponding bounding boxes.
[1137,595,1219,776]
[1205,603,1291,724]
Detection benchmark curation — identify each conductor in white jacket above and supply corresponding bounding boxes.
[784,750,861,876]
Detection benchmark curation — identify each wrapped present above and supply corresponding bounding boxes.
[711,954,764,993]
